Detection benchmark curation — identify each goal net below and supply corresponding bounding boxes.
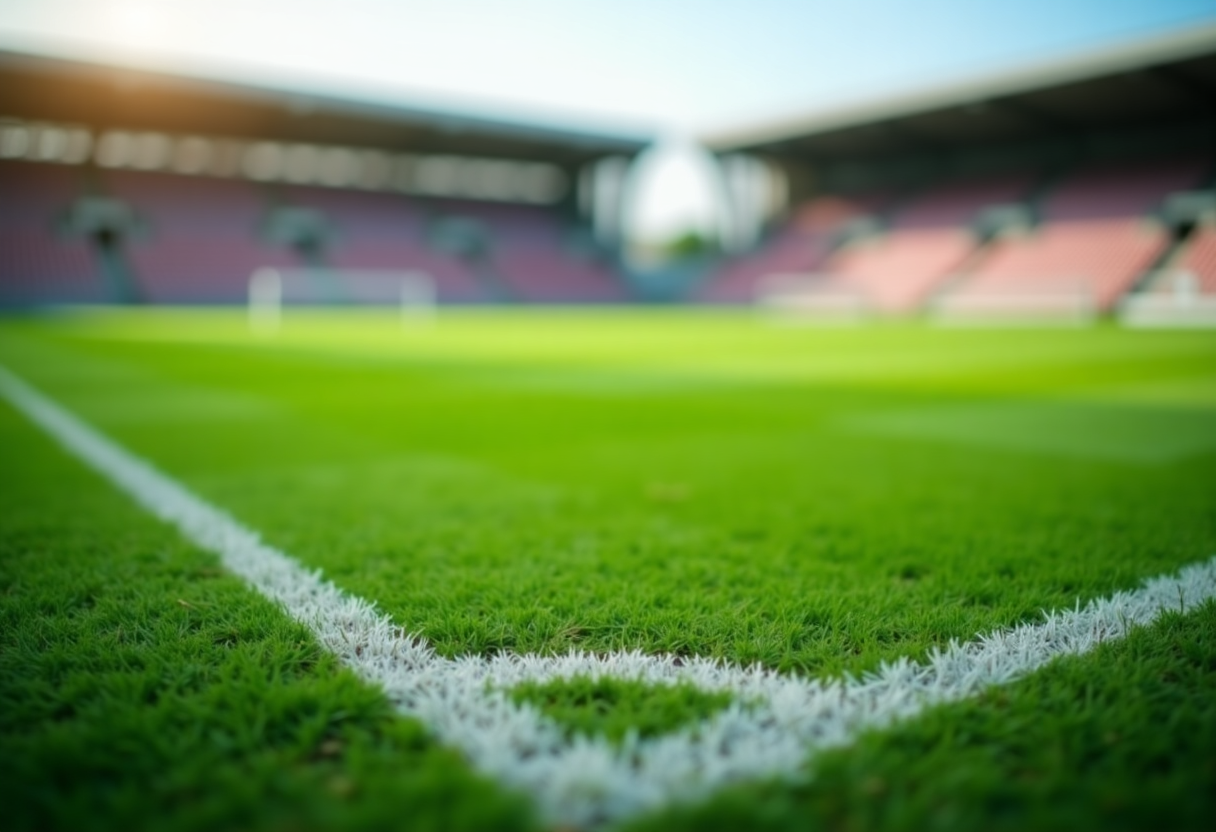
[248,267,436,333]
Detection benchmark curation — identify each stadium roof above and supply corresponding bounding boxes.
[703,22,1216,161]
[0,48,649,165]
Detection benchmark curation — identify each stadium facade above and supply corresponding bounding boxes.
[1,25,1214,317]
[701,23,1216,322]
[0,49,648,306]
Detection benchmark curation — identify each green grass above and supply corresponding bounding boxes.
[0,397,534,832]
[624,605,1216,832]
[508,677,738,745]
[2,307,1215,830]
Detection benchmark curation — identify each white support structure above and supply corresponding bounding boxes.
[247,267,282,334]
[1119,271,1216,328]
[247,267,436,334]
[932,277,1097,326]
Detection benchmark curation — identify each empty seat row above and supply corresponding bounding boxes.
[0,161,103,304]
[0,163,623,306]
[704,157,1213,313]
[696,193,888,303]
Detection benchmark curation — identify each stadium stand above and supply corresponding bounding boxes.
[3,30,1211,315]
[1174,224,1216,293]
[0,49,645,308]
[282,186,485,303]
[429,198,626,303]
[813,175,1032,312]
[1118,219,1216,327]
[696,193,888,303]
[944,159,1209,312]
[276,188,625,303]
[701,25,1215,319]
[108,171,300,303]
[283,186,427,240]
[0,161,102,305]
[493,247,626,303]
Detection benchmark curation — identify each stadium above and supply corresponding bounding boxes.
[1,3,1215,831]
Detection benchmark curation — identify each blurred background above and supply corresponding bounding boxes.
[1,0,1214,320]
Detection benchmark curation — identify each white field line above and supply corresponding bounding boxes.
[2,363,1215,828]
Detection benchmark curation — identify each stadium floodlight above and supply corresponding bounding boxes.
[247,267,436,335]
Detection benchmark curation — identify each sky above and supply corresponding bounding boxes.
[1,0,1213,241]
[2,0,1214,136]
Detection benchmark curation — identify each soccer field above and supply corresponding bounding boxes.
[2,308,1215,831]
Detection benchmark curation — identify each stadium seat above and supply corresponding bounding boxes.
[946,159,1211,312]
[434,198,625,303]
[0,161,104,305]
[283,186,485,304]
[109,171,300,303]
[696,193,888,304]
[493,247,625,303]
[811,175,1032,313]
[283,185,427,241]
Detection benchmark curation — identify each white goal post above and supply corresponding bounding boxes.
[248,267,436,333]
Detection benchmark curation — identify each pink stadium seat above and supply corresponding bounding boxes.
[700,235,831,304]
[321,239,485,303]
[892,176,1030,229]
[789,194,889,234]
[494,248,625,303]
[0,229,102,304]
[0,161,103,304]
[422,198,621,302]
[823,229,976,312]
[697,235,834,304]
[0,160,81,227]
[282,186,483,302]
[807,175,1031,312]
[435,199,565,245]
[952,159,1210,311]
[109,171,300,303]
[1043,160,1208,221]
[697,193,888,304]
[107,170,265,230]
[283,185,425,240]
[126,236,301,304]
[959,219,1165,310]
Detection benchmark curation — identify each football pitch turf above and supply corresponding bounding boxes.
[1,307,1215,831]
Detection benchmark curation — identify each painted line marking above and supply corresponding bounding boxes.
[2,363,1214,827]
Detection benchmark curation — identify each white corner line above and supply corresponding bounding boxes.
[2,362,1214,828]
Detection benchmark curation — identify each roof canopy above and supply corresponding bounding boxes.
[0,49,649,167]
[705,23,1216,164]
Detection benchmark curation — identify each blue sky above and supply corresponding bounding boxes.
[1,0,1214,135]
